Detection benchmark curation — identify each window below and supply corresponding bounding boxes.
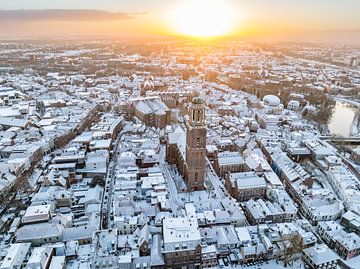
[196,137,200,147]
[197,110,202,122]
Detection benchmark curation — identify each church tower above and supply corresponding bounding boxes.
[185,97,207,191]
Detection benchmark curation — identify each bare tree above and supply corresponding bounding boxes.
[282,235,303,267]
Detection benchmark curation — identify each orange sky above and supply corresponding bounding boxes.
[0,0,359,42]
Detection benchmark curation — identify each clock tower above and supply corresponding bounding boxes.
[185,97,207,191]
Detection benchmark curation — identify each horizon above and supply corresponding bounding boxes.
[0,0,359,44]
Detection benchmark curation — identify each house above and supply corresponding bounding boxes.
[0,243,31,269]
[26,246,54,269]
[303,244,338,269]
[82,186,103,206]
[162,218,202,268]
[214,151,244,177]
[16,223,63,246]
[49,256,66,269]
[22,204,52,225]
[226,172,267,202]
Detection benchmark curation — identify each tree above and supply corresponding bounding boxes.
[90,175,105,187]
[282,235,303,267]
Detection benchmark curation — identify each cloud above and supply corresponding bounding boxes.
[0,9,137,22]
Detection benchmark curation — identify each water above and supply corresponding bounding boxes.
[328,102,358,137]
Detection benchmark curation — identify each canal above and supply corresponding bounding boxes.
[328,101,359,137]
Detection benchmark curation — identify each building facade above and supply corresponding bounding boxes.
[162,218,202,269]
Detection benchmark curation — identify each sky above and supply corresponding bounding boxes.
[0,0,359,40]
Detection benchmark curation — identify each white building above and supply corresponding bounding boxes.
[22,204,52,224]
[0,243,31,269]
[163,217,201,252]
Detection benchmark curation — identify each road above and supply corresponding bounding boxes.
[101,133,122,229]
[159,145,184,214]
[205,157,226,199]
[161,163,184,211]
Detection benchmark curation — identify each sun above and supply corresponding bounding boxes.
[169,0,237,38]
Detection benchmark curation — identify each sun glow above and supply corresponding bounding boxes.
[169,0,237,38]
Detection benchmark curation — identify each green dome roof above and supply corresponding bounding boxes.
[192,97,205,105]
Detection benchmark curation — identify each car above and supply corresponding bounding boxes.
[4,234,13,244]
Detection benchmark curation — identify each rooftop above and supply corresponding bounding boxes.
[303,244,339,265]
[163,217,201,245]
